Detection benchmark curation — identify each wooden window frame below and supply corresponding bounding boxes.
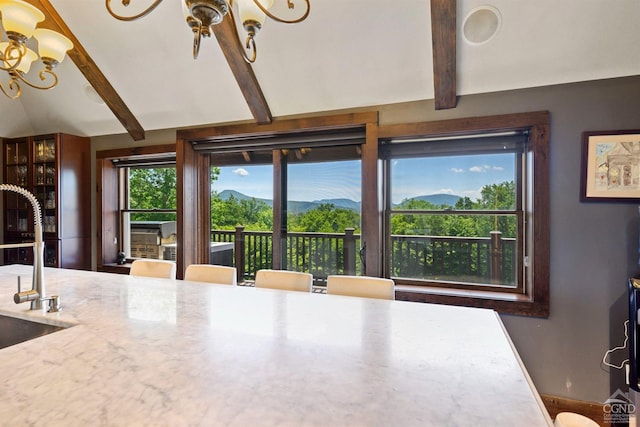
[95,111,547,317]
[378,111,550,317]
[176,112,381,279]
[96,144,176,273]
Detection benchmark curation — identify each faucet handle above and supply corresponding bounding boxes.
[14,275,40,305]
[14,289,39,304]
[47,295,61,313]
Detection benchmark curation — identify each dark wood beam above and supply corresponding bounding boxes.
[430,0,457,110]
[30,0,146,141]
[211,16,272,125]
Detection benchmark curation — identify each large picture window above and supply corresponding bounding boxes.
[206,146,362,286]
[379,112,549,317]
[383,135,524,292]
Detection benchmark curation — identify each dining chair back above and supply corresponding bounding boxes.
[254,269,313,292]
[129,259,177,280]
[184,264,237,285]
[326,275,395,300]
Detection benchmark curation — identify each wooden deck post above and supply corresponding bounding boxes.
[234,226,245,283]
[344,228,356,275]
[490,231,503,283]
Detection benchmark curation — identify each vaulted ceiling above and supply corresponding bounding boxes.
[1,1,638,141]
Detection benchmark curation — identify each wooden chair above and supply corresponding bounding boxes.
[129,259,177,280]
[326,275,395,300]
[254,269,313,292]
[184,264,237,285]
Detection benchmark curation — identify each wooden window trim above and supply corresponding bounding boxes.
[177,112,381,278]
[96,144,176,273]
[379,111,550,317]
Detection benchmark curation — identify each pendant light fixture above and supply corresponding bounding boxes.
[106,0,310,62]
[0,0,74,99]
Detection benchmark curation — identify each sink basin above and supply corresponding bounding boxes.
[0,314,65,349]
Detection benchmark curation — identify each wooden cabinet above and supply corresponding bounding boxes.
[3,134,90,270]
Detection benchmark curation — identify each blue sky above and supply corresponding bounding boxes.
[211,153,514,204]
[392,153,514,203]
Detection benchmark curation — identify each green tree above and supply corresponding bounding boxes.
[211,194,273,231]
[455,196,474,210]
[475,181,516,238]
[129,167,176,221]
[288,203,360,233]
[391,199,442,235]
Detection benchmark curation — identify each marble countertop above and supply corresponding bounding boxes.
[0,265,552,426]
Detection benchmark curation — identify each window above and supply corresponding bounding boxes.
[285,153,362,283]
[203,140,364,285]
[379,112,549,317]
[383,133,524,291]
[119,165,177,262]
[210,158,274,277]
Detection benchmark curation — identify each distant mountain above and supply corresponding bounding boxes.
[312,198,361,211]
[216,190,461,212]
[215,190,361,213]
[287,201,318,214]
[400,194,461,207]
[217,189,272,206]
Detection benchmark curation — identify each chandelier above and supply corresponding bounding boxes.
[0,0,74,99]
[106,0,310,62]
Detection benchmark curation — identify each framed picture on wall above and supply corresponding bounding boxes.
[581,129,640,201]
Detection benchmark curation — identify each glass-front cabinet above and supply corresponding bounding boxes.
[2,134,90,270]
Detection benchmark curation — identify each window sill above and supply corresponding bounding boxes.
[394,284,549,318]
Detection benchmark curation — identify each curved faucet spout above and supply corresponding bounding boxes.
[0,184,45,310]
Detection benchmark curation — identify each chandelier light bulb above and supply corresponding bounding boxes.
[0,0,44,40]
[34,29,74,67]
[0,0,73,99]
[238,0,273,26]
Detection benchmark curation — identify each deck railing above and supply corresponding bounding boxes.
[211,227,515,286]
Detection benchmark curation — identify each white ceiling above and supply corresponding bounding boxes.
[0,0,638,139]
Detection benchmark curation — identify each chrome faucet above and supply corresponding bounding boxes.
[0,184,46,310]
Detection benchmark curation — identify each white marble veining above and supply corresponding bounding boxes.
[0,265,552,426]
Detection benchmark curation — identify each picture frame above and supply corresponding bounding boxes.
[581,129,640,202]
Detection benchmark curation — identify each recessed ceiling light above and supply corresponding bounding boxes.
[462,5,502,45]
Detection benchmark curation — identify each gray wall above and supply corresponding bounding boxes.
[90,75,640,403]
[499,77,639,404]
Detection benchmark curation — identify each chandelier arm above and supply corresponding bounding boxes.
[0,42,26,72]
[226,7,257,63]
[105,0,165,21]
[244,35,257,63]
[13,68,58,91]
[252,0,310,24]
[193,26,202,59]
[0,79,21,99]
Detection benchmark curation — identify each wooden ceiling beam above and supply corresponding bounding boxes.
[30,0,146,141]
[211,16,272,125]
[430,0,457,110]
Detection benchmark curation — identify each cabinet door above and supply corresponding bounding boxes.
[3,139,31,234]
[32,136,58,236]
[44,239,59,267]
